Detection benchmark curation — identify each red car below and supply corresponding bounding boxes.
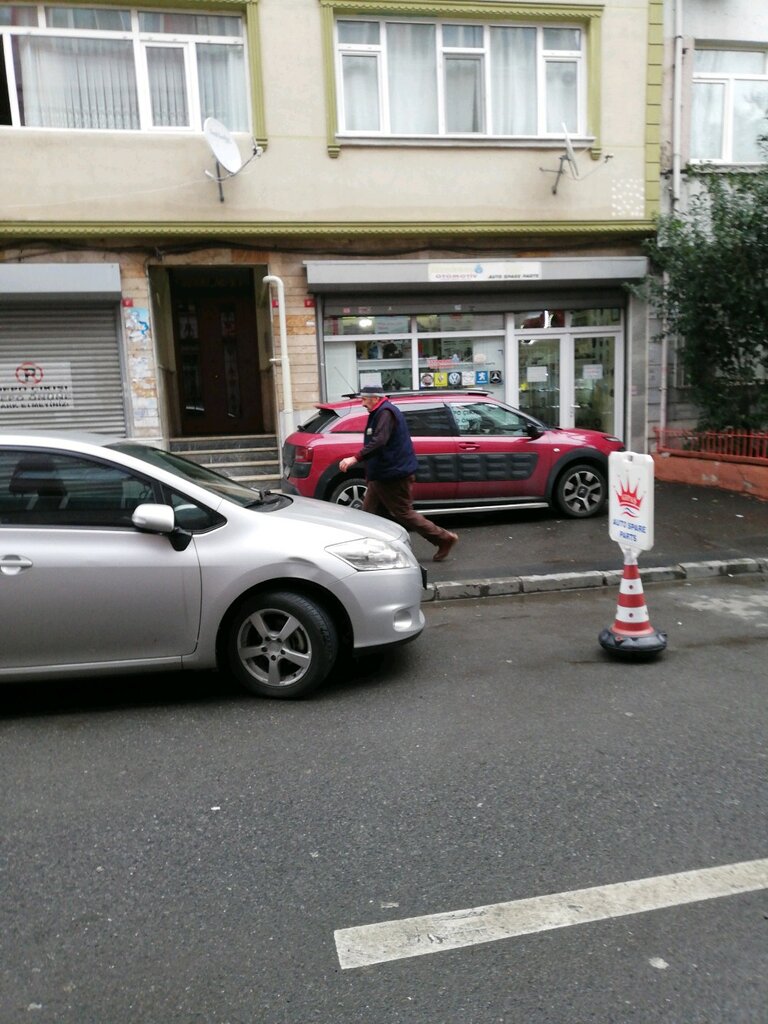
[281,391,624,518]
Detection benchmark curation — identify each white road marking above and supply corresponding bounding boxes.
[335,858,768,969]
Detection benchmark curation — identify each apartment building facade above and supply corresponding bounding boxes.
[1,0,661,452]
[655,0,768,432]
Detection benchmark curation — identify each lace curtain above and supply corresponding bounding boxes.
[15,36,247,130]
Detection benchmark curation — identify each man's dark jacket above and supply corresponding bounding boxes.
[362,399,419,481]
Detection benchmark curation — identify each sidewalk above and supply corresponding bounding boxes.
[409,481,768,602]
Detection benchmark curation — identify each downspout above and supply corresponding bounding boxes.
[262,274,293,461]
[671,0,684,210]
[660,0,684,440]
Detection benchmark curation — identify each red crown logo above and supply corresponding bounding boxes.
[615,480,643,517]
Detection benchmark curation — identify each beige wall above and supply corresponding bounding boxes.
[0,0,652,227]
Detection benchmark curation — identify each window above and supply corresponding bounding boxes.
[334,15,584,138]
[0,450,158,526]
[402,404,454,437]
[449,401,530,436]
[0,4,249,130]
[692,48,768,164]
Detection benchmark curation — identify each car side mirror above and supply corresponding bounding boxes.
[525,422,543,439]
[132,503,193,551]
[132,503,175,533]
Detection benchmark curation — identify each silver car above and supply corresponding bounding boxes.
[0,433,425,698]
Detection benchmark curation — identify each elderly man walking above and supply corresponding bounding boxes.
[339,386,458,562]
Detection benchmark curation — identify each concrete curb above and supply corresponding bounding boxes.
[422,557,767,602]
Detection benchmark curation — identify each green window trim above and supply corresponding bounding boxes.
[320,0,604,158]
[3,0,267,148]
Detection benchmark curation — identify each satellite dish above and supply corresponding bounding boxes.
[540,127,613,195]
[203,118,264,201]
[203,117,243,175]
[562,123,580,179]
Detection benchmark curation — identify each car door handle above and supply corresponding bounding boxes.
[459,442,480,451]
[0,554,33,576]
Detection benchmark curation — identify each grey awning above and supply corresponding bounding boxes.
[305,256,648,293]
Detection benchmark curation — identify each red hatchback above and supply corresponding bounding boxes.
[281,391,624,518]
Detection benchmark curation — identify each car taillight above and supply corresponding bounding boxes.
[294,446,313,464]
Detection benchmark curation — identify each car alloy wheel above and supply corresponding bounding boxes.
[555,463,607,518]
[226,590,338,698]
[329,478,368,509]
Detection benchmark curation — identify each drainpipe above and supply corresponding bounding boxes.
[671,0,684,210]
[262,274,293,458]
[659,0,685,442]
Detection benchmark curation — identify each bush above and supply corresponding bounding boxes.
[642,152,768,431]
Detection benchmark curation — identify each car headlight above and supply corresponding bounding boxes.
[327,537,416,571]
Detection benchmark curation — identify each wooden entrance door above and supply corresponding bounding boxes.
[171,271,263,436]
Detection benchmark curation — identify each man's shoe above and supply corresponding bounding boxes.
[433,532,458,562]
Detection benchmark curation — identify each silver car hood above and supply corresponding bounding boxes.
[266,494,408,543]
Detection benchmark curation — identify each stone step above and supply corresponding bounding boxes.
[169,435,282,490]
[179,450,279,466]
[169,434,278,453]
[232,474,282,485]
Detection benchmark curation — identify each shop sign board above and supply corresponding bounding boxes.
[427,261,542,283]
[608,451,654,552]
[0,361,74,411]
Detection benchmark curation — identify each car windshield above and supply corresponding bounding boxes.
[110,443,266,507]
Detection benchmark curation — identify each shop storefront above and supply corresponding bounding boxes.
[308,256,647,439]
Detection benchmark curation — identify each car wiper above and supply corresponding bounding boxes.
[245,489,265,507]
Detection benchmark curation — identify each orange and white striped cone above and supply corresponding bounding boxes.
[599,553,667,657]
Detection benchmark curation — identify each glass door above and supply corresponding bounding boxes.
[517,336,561,425]
[572,335,617,432]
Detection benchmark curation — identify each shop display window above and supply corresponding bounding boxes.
[323,314,410,336]
[416,313,503,333]
[570,308,621,327]
[514,309,566,329]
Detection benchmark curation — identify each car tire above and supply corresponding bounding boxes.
[225,591,339,699]
[329,477,368,509]
[554,463,607,518]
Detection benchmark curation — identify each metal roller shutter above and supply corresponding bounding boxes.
[0,304,127,434]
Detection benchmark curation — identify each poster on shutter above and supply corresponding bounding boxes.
[0,361,74,411]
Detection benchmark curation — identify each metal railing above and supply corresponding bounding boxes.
[655,428,768,466]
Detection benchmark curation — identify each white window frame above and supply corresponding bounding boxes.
[691,47,768,165]
[0,3,249,132]
[334,16,586,140]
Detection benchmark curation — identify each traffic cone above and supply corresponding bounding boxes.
[599,553,667,657]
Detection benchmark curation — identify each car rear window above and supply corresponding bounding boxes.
[401,405,454,437]
[297,408,340,434]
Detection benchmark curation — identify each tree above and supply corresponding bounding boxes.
[642,155,768,431]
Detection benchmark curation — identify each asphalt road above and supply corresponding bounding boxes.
[1,573,766,1023]
[409,481,768,582]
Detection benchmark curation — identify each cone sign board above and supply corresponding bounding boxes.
[608,451,654,552]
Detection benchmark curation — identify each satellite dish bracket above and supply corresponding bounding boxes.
[204,140,263,202]
[540,150,576,195]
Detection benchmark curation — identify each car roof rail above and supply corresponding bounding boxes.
[340,389,491,399]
